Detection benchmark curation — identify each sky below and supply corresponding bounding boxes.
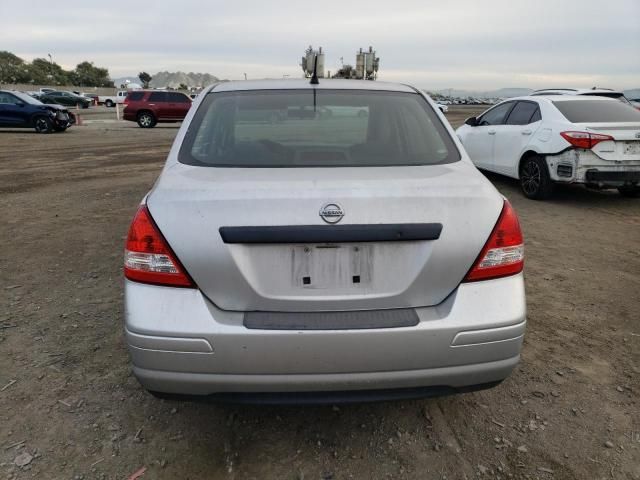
[2,0,639,91]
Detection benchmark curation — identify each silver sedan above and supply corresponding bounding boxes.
[123,79,526,403]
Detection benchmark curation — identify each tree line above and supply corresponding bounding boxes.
[0,51,114,87]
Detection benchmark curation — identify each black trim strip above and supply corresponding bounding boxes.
[219,223,442,244]
[244,309,419,330]
[149,381,503,405]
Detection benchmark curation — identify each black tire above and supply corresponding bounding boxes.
[105,99,114,108]
[519,155,554,200]
[618,185,640,198]
[33,116,53,134]
[137,111,156,128]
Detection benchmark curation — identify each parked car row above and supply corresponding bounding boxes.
[28,90,92,108]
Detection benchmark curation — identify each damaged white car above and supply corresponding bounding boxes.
[456,96,640,199]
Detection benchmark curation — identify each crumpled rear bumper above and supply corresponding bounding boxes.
[546,150,640,186]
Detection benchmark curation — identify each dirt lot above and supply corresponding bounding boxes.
[1,106,638,480]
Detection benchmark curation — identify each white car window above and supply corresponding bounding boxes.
[505,102,540,125]
[479,102,513,126]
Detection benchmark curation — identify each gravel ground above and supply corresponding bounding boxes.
[0,106,638,480]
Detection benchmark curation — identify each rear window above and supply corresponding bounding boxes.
[553,100,640,123]
[127,91,144,101]
[581,93,631,105]
[179,90,459,167]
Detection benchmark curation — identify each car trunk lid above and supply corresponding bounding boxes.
[147,161,503,312]
[583,123,640,161]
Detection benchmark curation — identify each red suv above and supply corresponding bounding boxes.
[123,90,192,128]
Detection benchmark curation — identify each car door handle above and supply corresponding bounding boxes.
[521,129,532,135]
[148,103,155,106]
[488,130,496,135]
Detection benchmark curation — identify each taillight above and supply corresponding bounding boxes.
[124,205,194,287]
[560,131,614,149]
[464,200,524,282]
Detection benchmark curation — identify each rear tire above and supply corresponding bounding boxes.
[618,185,640,198]
[105,99,114,108]
[519,155,554,200]
[33,116,53,134]
[137,111,156,128]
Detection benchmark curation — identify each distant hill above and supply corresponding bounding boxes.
[492,88,534,98]
[149,71,220,89]
[432,87,640,100]
[432,87,533,99]
[624,88,640,99]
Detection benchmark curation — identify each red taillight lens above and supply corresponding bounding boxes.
[464,200,524,282]
[124,205,194,287]
[560,131,614,149]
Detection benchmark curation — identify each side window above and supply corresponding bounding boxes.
[505,101,539,125]
[148,92,167,102]
[478,102,513,126]
[529,108,541,123]
[169,92,190,103]
[0,92,18,104]
[127,91,145,101]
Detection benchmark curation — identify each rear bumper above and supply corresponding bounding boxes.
[124,274,526,396]
[546,150,640,186]
[584,169,640,184]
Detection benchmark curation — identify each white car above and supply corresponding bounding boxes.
[456,96,640,199]
[436,103,449,113]
[98,90,129,107]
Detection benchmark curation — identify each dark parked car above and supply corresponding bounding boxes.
[0,90,74,133]
[123,90,191,128]
[39,90,91,109]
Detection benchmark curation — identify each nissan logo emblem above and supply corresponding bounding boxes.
[319,203,344,224]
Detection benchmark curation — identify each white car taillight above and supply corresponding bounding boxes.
[464,200,524,282]
[560,131,614,149]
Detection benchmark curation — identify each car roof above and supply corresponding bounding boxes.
[508,95,621,103]
[208,78,417,94]
[532,88,624,95]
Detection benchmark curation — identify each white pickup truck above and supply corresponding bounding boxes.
[98,91,129,107]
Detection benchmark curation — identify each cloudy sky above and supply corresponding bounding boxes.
[3,0,639,90]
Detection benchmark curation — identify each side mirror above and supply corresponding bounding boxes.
[464,116,478,127]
